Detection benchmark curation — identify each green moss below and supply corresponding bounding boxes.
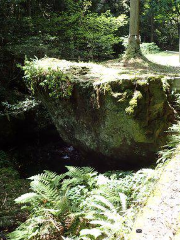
[123,36,142,60]
[125,90,143,115]
[23,58,174,165]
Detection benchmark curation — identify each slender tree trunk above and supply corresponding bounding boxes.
[124,0,142,59]
[27,0,31,17]
[178,23,180,63]
[150,12,154,42]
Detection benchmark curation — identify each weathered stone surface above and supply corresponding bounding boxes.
[28,59,175,167]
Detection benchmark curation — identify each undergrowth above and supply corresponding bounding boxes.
[7,93,180,240]
[8,166,158,240]
[0,152,28,231]
[22,58,74,99]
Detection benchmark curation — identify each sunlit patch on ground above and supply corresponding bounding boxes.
[146,52,180,67]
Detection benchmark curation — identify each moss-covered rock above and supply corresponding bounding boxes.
[24,58,175,167]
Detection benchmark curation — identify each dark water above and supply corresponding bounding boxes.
[8,136,83,178]
[3,122,150,178]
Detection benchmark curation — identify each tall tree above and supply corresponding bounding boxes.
[124,0,142,59]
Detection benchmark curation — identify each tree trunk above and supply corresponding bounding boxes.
[150,12,154,42]
[179,23,180,63]
[27,0,31,17]
[124,0,142,60]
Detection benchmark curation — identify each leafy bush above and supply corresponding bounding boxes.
[121,39,160,55]
[9,167,158,240]
[1,98,39,114]
[70,11,126,59]
[140,42,160,54]
[6,35,60,59]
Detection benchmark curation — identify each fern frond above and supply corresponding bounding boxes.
[80,228,102,239]
[15,192,39,204]
[30,180,59,202]
[62,166,97,191]
[119,193,127,211]
[92,195,117,212]
[29,170,65,186]
[90,220,115,228]
[90,202,109,213]
[66,166,95,176]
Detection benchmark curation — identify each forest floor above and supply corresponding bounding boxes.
[0,167,28,233]
[146,51,180,67]
[103,51,180,78]
[32,52,180,89]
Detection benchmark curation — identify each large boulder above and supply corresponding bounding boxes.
[24,58,175,167]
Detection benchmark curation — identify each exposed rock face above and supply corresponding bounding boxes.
[26,59,175,167]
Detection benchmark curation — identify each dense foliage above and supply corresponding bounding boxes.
[141,0,180,50]
[1,0,180,86]
[8,166,158,240]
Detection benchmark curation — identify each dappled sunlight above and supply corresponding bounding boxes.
[2,0,180,238]
[103,54,180,77]
[146,52,180,67]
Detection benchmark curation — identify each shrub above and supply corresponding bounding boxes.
[140,42,160,54]
[121,39,160,55]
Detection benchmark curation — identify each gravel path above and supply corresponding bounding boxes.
[129,146,180,240]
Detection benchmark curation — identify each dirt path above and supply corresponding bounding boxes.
[129,146,180,240]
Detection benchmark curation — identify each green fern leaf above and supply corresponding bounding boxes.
[15,192,39,204]
[80,228,102,238]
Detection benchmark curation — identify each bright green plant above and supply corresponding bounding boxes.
[79,194,126,240]
[23,58,74,99]
[9,166,158,240]
[8,167,98,240]
[140,42,160,54]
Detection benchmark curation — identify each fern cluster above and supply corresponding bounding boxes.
[8,166,158,240]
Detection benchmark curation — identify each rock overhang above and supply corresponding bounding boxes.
[23,58,176,168]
